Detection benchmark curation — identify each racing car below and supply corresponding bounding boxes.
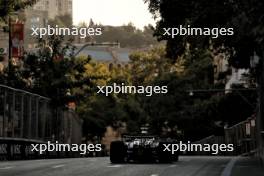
[110,135,179,163]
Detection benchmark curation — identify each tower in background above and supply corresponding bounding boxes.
[57,0,73,18]
[23,0,73,49]
[32,0,73,19]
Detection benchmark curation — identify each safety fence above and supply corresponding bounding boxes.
[0,84,82,160]
[194,118,257,156]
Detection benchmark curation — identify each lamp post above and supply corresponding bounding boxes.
[8,12,19,73]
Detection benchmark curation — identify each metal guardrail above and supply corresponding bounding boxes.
[0,84,82,160]
[194,119,257,156]
[224,119,257,155]
[0,84,52,141]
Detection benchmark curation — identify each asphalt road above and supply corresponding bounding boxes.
[0,156,232,176]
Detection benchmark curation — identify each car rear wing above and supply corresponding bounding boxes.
[122,135,158,140]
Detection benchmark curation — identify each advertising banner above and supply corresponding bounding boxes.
[11,23,24,58]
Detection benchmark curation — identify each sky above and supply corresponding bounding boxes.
[73,0,156,29]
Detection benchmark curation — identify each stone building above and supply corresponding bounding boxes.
[32,0,72,19]
[23,0,73,49]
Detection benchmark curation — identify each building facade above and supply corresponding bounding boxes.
[32,0,72,19]
[56,0,73,18]
[24,0,73,49]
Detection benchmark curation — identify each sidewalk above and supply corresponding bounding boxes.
[231,157,264,176]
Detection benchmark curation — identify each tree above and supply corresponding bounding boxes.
[129,46,174,85]
[22,36,91,107]
[0,59,26,88]
[76,61,146,140]
[131,47,216,139]
[145,0,264,68]
[0,0,37,22]
[129,45,256,140]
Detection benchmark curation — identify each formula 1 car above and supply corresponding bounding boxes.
[110,135,179,163]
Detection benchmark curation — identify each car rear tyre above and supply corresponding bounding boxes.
[158,142,173,163]
[173,154,179,162]
[110,141,126,163]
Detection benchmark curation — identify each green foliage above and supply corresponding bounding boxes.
[1,0,259,141]
[133,48,215,139]
[130,46,256,140]
[0,61,26,88]
[130,46,174,85]
[0,0,37,22]
[20,36,92,107]
[140,0,260,139]
[145,0,264,68]
[76,62,145,139]
[0,35,256,141]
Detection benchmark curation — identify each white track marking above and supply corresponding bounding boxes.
[220,157,240,176]
[107,165,122,168]
[0,166,13,170]
[168,164,178,168]
[52,165,65,169]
